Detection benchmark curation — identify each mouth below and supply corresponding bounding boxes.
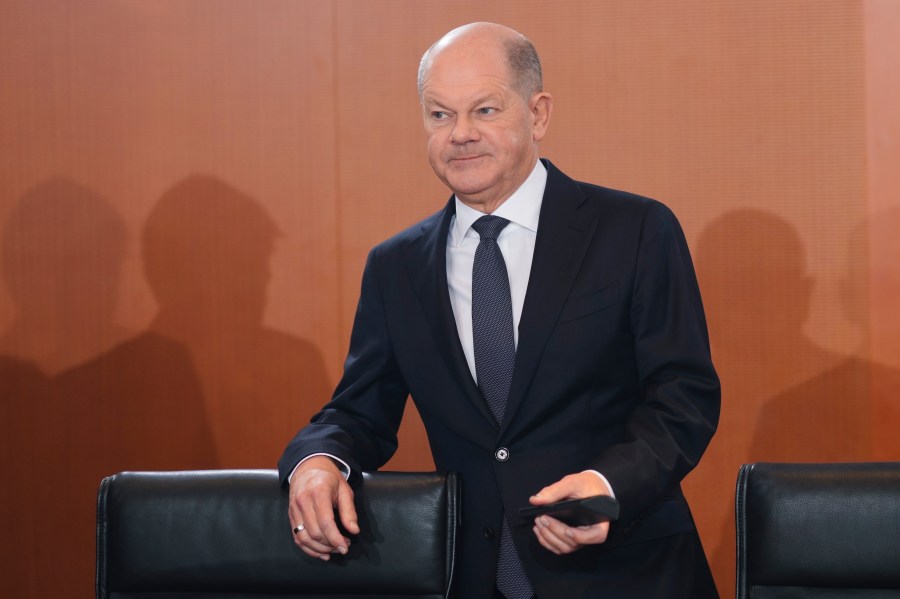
[448,155,485,164]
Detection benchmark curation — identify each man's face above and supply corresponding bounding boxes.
[420,40,546,212]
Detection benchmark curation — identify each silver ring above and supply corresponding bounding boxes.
[293,523,305,534]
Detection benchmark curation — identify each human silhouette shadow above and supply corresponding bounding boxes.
[747,207,900,462]
[685,208,846,595]
[691,208,900,595]
[0,177,215,598]
[0,177,131,372]
[141,174,332,468]
[716,208,900,593]
[0,177,131,597]
[48,331,216,599]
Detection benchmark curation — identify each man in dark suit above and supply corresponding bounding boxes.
[280,22,720,598]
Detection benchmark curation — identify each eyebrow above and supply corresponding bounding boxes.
[423,97,451,111]
[469,94,502,108]
[422,94,503,111]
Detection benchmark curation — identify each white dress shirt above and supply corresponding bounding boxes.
[446,161,546,381]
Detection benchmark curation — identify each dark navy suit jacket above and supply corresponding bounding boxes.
[280,160,721,598]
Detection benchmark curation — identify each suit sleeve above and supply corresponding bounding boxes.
[278,247,410,485]
[589,201,720,523]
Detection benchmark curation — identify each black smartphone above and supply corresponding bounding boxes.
[518,495,620,527]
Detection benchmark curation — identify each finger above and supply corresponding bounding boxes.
[294,489,342,557]
[296,529,336,560]
[535,516,578,552]
[336,481,360,535]
[299,524,342,558]
[288,496,310,550]
[311,491,351,555]
[534,516,580,554]
[567,520,610,545]
[534,515,611,553]
[533,524,565,554]
[299,516,337,557]
[288,500,302,537]
[290,505,335,558]
[292,506,336,557]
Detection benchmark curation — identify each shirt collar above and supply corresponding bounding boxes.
[450,160,547,246]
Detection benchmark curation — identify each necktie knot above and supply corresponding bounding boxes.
[471,215,510,241]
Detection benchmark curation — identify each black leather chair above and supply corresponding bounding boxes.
[97,470,459,598]
[736,462,900,599]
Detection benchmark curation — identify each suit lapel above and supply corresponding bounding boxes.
[403,163,602,434]
[405,198,497,426]
[502,161,602,432]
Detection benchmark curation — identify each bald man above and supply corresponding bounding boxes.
[280,23,720,599]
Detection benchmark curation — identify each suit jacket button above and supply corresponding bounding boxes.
[483,527,495,540]
[495,447,509,462]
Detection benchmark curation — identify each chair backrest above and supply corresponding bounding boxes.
[97,469,459,599]
[736,462,900,599]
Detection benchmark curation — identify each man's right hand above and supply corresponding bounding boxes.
[288,456,360,560]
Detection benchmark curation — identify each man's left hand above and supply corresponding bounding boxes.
[528,471,612,555]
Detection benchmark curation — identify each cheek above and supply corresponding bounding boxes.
[425,139,443,168]
[424,138,449,177]
[425,132,443,155]
[494,130,527,160]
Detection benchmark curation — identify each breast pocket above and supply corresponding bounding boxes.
[557,283,620,325]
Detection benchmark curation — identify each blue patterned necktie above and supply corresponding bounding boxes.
[471,215,534,599]
[471,215,516,424]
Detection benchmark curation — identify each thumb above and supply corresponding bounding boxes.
[529,475,579,505]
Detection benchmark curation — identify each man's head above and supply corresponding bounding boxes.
[418,23,552,213]
[418,23,543,101]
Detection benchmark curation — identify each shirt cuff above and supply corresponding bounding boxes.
[583,469,616,499]
[288,453,351,482]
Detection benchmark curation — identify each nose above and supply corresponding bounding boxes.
[449,114,478,144]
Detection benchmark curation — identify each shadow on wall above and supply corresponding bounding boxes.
[0,175,332,598]
[0,177,133,372]
[141,174,332,469]
[0,177,214,597]
[746,208,900,464]
[684,207,900,596]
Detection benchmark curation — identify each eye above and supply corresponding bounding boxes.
[477,107,497,116]
[431,111,449,120]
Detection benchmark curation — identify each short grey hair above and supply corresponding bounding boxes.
[502,35,543,98]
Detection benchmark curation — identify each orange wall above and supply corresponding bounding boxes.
[0,1,897,596]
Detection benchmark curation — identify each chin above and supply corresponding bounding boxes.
[445,173,494,196]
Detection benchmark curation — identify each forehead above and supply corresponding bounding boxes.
[421,41,513,98]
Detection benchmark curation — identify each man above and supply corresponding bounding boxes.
[280,22,720,598]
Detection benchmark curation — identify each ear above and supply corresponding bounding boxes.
[529,92,553,141]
